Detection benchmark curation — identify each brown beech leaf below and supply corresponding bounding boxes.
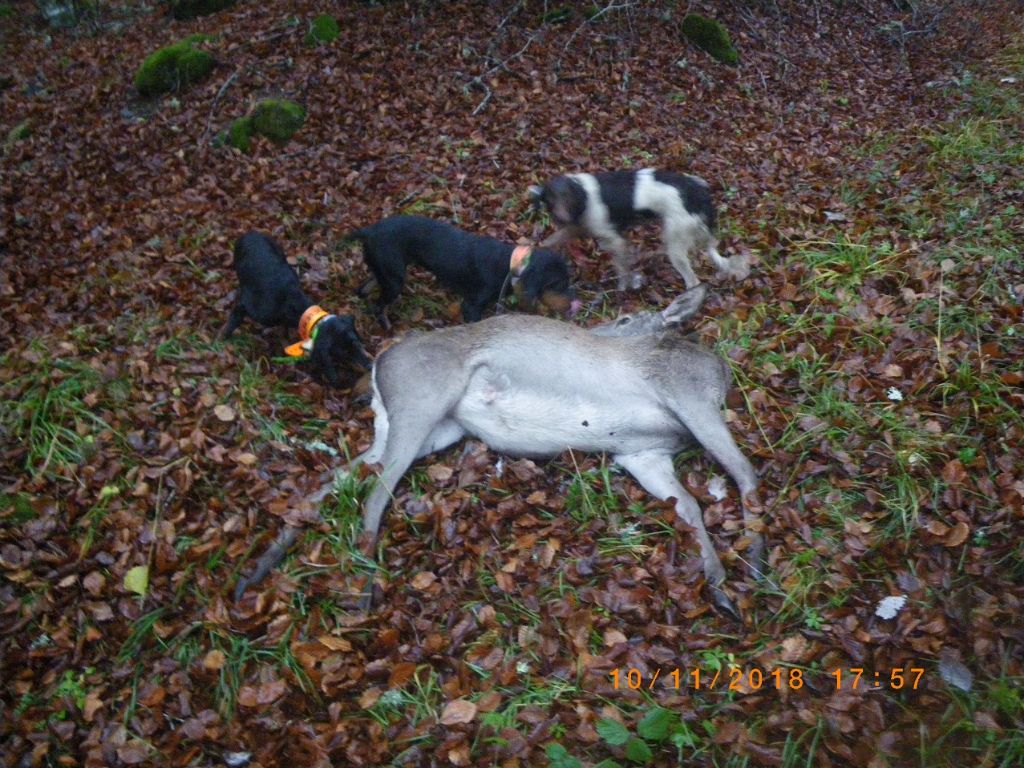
[943,521,970,547]
[440,698,477,725]
[203,649,226,671]
[214,404,236,422]
[410,571,438,589]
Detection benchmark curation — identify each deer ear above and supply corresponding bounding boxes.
[661,284,708,326]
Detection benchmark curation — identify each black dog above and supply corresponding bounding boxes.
[220,231,372,388]
[530,169,749,290]
[349,215,578,325]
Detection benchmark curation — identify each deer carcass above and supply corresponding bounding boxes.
[354,285,762,613]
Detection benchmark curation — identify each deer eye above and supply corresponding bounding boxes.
[616,316,632,326]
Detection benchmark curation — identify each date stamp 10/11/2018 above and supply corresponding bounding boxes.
[608,667,927,692]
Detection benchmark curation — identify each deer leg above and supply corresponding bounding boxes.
[613,451,736,617]
[670,403,765,579]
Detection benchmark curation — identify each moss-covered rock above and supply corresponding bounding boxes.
[250,99,305,144]
[305,14,340,45]
[169,0,236,20]
[135,36,214,98]
[224,100,305,152]
[681,14,738,66]
[228,117,253,152]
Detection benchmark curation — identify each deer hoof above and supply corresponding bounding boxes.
[709,584,740,620]
[747,533,767,581]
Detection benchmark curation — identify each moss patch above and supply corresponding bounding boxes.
[681,13,738,65]
[228,117,254,152]
[169,0,236,20]
[305,14,340,45]
[135,36,214,98]
[225,100,305,152]
[250,99,305,144]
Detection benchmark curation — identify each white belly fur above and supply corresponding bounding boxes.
[452,363,686,458]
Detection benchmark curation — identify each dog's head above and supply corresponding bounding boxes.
[309,315,373,388]
[514,249,578,315]
[530,175,587,227]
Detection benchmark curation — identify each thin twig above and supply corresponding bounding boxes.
[200,67,239,147]
[462,32,538,115]
[562,0,636,54]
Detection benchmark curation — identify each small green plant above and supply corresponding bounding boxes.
[135,36,214,98]
[545,743,583,768]
[680,14,738,65]
[589,706,702,765]
[305,14,340,45]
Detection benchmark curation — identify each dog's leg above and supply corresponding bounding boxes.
[540,227,577,249]
[664,223,701,289]
[355,275,378,299]
[218,304,246,341]
[598,232,640,290]
[707,238,751,282]
[460,298,487,323]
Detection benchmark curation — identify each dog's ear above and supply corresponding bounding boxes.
[547,176,586,225]
[661,284,708,326]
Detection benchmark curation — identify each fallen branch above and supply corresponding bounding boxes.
[461,32,538,115]
[200,67,239,147]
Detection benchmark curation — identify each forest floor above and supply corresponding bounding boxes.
[1,1,1022,766]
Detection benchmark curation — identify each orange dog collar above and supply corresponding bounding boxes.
[284,305,331,357]
[509,245,532,275]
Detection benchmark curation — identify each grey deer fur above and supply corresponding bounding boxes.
[341,284,763,613]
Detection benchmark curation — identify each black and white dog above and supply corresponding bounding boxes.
[530,169,749,290]
[220,231,372,388]
[350,215,579,325]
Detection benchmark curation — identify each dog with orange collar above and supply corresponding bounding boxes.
[220,231,372,388]
[349,215,580,326]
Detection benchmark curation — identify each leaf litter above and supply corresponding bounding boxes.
[1,1,1022,766]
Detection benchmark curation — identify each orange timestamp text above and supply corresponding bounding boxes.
[609,666,927,691]
[609,666,807,691]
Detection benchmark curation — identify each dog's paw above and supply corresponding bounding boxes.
[724,254,751,282]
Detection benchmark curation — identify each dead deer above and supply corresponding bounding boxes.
[346,284,763,614]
